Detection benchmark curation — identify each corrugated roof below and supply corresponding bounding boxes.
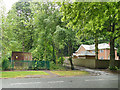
[73,51,95,56]
[76,43,116,52]
[79,51,95,56]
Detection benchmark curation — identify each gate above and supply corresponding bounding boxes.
[10,60,50,70]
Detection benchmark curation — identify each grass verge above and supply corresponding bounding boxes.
[1,71,49,78]
[50,70,89,76]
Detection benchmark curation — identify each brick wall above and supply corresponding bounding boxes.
[75,46,86,54]
[98,49,108,59]
[115,50,119,60]
[89,49,119,60]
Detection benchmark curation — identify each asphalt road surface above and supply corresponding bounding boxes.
[1,73,119,88]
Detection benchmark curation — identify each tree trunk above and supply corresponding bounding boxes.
[109,22,115,69]
[22,31,25,52]
[119,42,120,59]
[60,49,63,65]
[52,42,56,64]
[22,41,24,52]
[44,48,46,61]
[95,35,98,60]
[69,56,74,70]
[68,41,74,70]
[55,48,59,64]
[109,36,115,69]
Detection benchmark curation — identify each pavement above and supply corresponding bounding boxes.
[1,74,118,88]
[1,66,120,88]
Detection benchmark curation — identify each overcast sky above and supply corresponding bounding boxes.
[3,0,19,13]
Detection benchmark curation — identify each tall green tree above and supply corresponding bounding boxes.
[31,2,62,63]
[0,0,8,57]
[61,2,102,59]
[0,0,6,65]
[3,1,35,55]
[65,28,76,70]
[54,25,76,69]
[100,2,120,68]
[53,26,66,64]
[15,1,34,52]
[60,2,120,69]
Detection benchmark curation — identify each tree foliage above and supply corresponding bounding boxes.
[60,2,120,69]
[2,1,120,70]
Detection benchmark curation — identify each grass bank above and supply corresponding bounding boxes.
[1,71,49,78]
[1,70,90,78]
[51,71,89,76]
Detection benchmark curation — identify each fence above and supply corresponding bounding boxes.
[10,60,50,70]
[64,58,120,69]
[96,59,120,69]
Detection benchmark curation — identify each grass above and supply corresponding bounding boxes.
[0,67,2,70]
[50,70,89,76]
[50,63,67,70]
[1,71,49,78]
[1,70,90,78]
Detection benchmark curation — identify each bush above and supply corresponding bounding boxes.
[109,66,118,70]
[50,62,66,70]
[57,57,65,64]
[2,57,11,71]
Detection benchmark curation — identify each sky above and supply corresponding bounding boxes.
[2,0,54,13]
[2,0,119,13]
[3,0,19,13]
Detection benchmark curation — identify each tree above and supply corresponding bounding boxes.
[53,26,66,64]
[100,2,120,69]
[31,2,62,63]
[60,2,120,69]
[54,25,76,69]
[65,28,76,70]
[0,0,7,57]
[61,2,103,60]
[3,1,34,54]
[0,0,6,65]
[15,1,34,52]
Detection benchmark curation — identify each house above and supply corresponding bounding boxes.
[73,43,119,60]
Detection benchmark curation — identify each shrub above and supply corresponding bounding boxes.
[109,66,118,70]
[57,57,65,65]
[50,62,66,70]
[2,57,11,71]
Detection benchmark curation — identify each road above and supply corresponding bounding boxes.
[1,73,119,88]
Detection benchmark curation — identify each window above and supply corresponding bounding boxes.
[100,50,104,53]
[92,51,95,54]
[100,56,104,59]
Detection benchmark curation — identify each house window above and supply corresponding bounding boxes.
[100,50,104,53]
[92,51,95,54]
[108,56,110,59]
[100,56,104,59]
